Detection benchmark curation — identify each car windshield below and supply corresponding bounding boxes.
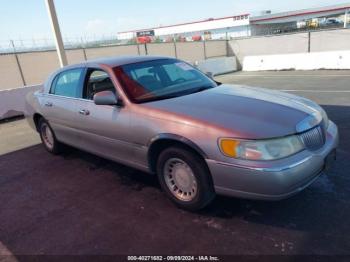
[113,59,218,103]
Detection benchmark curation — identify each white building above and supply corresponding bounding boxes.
[250,3,350,35]
[117,14,250,41]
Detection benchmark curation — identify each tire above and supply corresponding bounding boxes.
[156,146,215,211]
[38,118,62,154]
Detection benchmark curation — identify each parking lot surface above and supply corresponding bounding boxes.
[0,70,349,257]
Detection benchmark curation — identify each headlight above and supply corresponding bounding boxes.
[219,135,305,161]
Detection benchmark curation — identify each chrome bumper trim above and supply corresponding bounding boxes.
[206,156,313,173]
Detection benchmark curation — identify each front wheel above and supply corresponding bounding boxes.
[156,146,215,211]
[38,118,62,154]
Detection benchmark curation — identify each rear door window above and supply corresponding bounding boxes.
[51,68,84,98]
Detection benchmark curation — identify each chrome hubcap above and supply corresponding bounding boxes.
[41,123,54,150]
[164,158,197,202]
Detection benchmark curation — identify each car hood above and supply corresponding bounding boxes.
[143,84,321,139]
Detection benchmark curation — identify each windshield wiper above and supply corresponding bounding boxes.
[138,93,180,103]
[138,86,216,103]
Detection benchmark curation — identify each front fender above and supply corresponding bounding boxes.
[148,133,208,159]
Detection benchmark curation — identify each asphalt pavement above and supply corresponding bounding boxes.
[0,70,349,259]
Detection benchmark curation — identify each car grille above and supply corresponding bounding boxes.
[299,125,326,151]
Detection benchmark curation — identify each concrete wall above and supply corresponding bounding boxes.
[0,85,42,120]
[2,29,350,90]
[66,49,86,64]
[147,43,176,57]
[0,54,24,89]
[311,29,350,52]
[229,28,350,68]
[85,45,139,59]
[176,42,206,62]
[243,50,350,71]
[138,44,147,56]
[197,57,237,76]
[229,33,309,67]
[205,40,227,58]
[1,41,228,90]
[17,51,60,86]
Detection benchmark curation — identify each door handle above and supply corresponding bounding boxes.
[79,109,90,116]
[45,102,53,107]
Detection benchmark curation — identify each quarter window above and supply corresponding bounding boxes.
[51,68,83,98]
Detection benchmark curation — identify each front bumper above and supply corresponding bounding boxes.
[206,121,339,200]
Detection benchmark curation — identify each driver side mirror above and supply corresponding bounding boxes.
[93,91,123,106]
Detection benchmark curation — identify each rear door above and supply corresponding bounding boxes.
[41,67,85,146]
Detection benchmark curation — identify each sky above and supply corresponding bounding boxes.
[0,0,349,41]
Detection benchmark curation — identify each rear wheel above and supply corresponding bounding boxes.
[156,146,215,211]
[38,118,61,154]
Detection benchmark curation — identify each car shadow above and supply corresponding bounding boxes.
[61,145,161,192]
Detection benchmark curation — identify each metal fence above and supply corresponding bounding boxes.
[1,19,348,54]
[0,36,121,54]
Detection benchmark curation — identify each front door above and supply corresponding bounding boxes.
[74,68,134,164]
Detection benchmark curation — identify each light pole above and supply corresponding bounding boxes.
[45,0,67,67]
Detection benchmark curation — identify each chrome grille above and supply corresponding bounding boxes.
[299,125,326,151]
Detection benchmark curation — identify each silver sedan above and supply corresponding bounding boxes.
[25,56,338,210]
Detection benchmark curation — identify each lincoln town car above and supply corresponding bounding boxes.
[25,56,338,210]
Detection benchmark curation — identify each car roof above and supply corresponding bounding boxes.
[44,55,176,93]
[65,55,174,70]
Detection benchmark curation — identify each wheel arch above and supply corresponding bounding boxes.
[33,113,44,132]
[147,133,208,173]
